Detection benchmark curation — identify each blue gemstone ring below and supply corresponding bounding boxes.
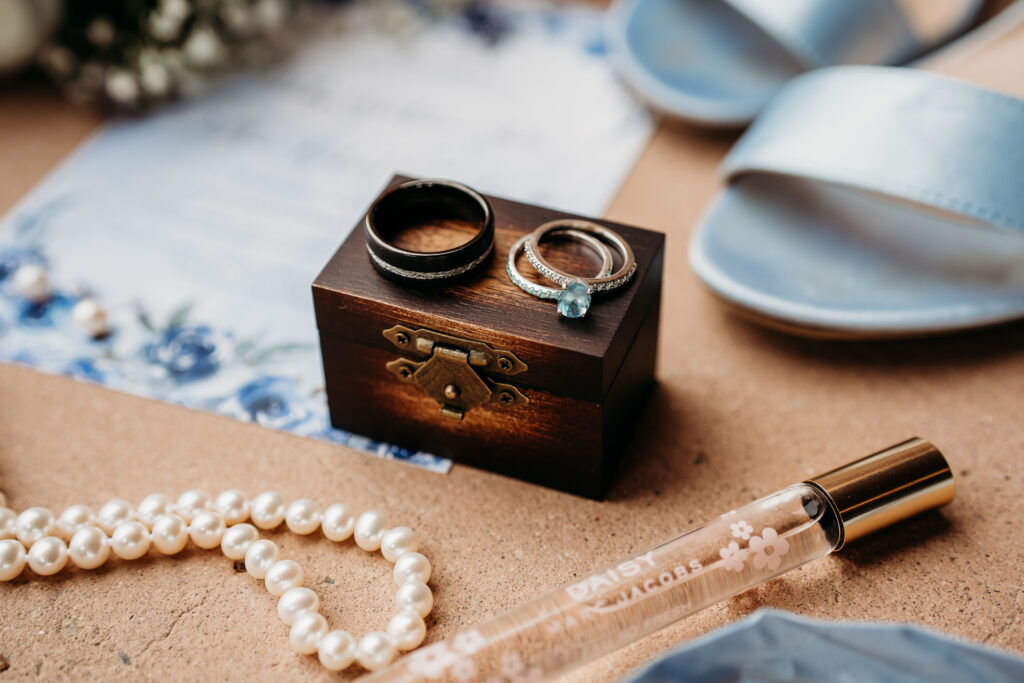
[524,220,637,297]
[506,228,615,319]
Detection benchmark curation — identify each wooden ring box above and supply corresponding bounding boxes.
[313,175,664,499]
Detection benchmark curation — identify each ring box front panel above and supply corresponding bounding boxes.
[313,176,664,498]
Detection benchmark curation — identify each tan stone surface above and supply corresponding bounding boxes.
[1,10,1023,682]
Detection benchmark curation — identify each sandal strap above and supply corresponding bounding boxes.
[721,0,918,69]
[722,66,1024,233]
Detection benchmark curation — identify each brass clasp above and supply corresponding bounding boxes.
[383,325,529,420]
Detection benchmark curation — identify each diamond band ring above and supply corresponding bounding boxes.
[524,220,636,295]
[507,219,634,319]
[507,229,615,319]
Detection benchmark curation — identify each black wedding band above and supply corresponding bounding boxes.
[365,179,495,285]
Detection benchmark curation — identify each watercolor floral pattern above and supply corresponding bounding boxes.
[142,323,224,383]
[0,226,450,473]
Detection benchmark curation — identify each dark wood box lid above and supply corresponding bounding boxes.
[313,176,664,403]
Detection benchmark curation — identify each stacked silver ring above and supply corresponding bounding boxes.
[507,219,637,319]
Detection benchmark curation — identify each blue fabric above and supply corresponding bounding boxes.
[626,609,1024,683]
[722,66,1024,233]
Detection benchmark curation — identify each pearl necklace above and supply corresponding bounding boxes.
[0,487,433,673]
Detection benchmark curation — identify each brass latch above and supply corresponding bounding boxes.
[383,325,529,420]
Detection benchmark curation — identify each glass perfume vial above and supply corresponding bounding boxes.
[366,437,955,682]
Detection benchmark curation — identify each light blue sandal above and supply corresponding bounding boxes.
[689,66,1024,339]
[606,0,984,127]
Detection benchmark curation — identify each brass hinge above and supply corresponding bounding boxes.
[383,325,529,420]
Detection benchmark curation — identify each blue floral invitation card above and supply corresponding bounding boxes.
[0,1,652,472]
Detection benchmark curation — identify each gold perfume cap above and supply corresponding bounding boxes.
[805,437,955,550]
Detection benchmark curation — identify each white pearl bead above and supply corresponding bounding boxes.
[393,552,431,586]
[151,514,189,554]
[354,510,388,551]
[277,586,319,626]
[27,536,68,576]
[55,505,96,540]
[387,611,426,651]
[175,489,211,523]
[289,611,328,655]
[0,538,27,580]
[12,264,50,302]
[69,526,110,569]
[380,526,418,563]
[0,507,17,540]
[395,581,433,618]
[220,523,258,560]
[136,494,174,530]
[214,489,250,525]
[250,490,286,530]
[71,298,110,337]
[318,629,356,671]
[321,503,355,542]
[285,498,321,535]
[16,507,55,547]
[96,499,134,535]
[111,521,151,560]
[188,510,225,549]
[356,632,397,672]
[244,539,279,578]
[265,559,303,596]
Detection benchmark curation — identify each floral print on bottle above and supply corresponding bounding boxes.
[718,526,790,573]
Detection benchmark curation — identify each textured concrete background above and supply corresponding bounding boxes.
[1,9,1023,682]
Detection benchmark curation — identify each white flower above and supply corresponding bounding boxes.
[452,629,487,656]
[500,651,526,678]
[405,643,460,679]
[749,527,790,570]
[730,520,753,540]
[183,24,224,68]
[718,541,747,572]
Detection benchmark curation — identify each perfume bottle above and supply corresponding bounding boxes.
[366,438,955,682]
